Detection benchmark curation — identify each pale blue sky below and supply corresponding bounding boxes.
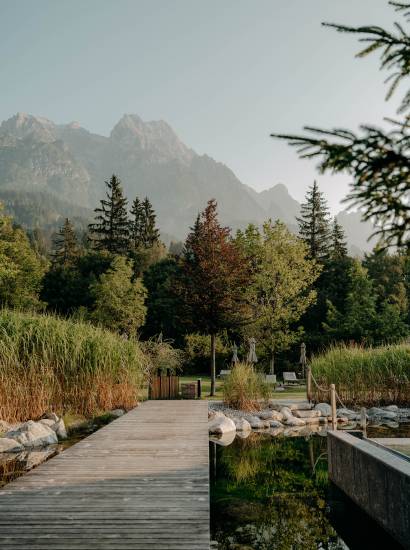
[0,0,401,212]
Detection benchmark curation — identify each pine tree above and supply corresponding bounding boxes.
[129,197,144,250]
[88,175,129,253]
[296,182,331,261]
[330,219,348,259]
[52,218,79,267]
[272,3,410,248]
[140,197,160,248]
[129,196,160,250]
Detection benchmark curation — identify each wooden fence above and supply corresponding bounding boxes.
[149,371,180,400]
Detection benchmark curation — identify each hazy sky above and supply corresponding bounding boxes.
[0,0,401,212]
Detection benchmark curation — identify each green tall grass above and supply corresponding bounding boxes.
[0,309,149,422]
[311,343,410,406]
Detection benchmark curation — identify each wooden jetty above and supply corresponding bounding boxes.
[0,400,210,549]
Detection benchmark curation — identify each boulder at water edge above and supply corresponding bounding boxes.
[0,438,24,453]
[294,409,321,419]
[336,408,358,421]
[233,417,252,432]
[280,407,306,426]
[208,414,236,435]
[367,407,397,420]
[39,418,67,440]
[314,403,332,417]
[246,415,267,429]
[6,421,58,448]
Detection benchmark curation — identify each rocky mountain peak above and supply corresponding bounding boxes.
[0,113,56,142]
[110,114,194,164]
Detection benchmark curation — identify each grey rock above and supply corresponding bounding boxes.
[314,403,332,417]
[44,412,59,423]
[257,411,274,420]
[294,409,321,419]
[368,407,397,420]
[0,438,24,453]
[208,415,236,435]
[110,409,125,418]
[383,405,399,412]
[54,418,67,440]
[269,420,284,428]
[336,408,358,420]
[233,418,251,432]
[5,420,58,448]
[246,415,265,429]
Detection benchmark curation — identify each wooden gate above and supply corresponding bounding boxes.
[149,370,180,400]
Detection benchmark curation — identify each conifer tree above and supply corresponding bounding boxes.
[88,175,129,253]
[129,197,144,250]
[52,218,79,267]
[141,197,160,248]
[330,218,348,259]
[272,2,410,248]
[129,196,160,250]
[296,182,331,261]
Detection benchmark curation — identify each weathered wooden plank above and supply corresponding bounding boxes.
[0,400,210,550]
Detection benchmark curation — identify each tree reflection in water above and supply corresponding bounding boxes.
[210,433,399,550]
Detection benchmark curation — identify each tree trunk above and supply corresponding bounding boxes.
[210,333,216,396]
[270,352,275,375]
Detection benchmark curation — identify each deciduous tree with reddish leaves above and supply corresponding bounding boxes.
[178,199,249,395]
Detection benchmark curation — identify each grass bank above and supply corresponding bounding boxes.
[0,309,149,422]
[311,344,410,407]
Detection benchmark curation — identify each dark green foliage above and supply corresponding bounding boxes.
[88,175,129,253]
[41,251,113,315]
[363,249,408,313]
[142,257,184,342]
[324,260,408,345]
[330,219,348,259]
[296,181,331,261]
[272,3,410,248]
[129,197,144,250]
[129,196,160,250]
[52,218,80,267]
[140,197,160,248]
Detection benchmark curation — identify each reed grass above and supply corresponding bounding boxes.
[311,343,410,406]
[223,362,271,411]
[0,309,150,422]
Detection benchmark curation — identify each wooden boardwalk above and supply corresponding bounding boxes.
[0,400,210,550]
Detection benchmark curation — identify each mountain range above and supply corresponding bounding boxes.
[0,112,374,253]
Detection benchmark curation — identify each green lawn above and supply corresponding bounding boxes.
[180,375,307,401]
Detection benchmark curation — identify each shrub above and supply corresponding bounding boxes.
[0,309,149,422]
[140,337,184,375]
[310,343,410,406]
[223,362,271,411]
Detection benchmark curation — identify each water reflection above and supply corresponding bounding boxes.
[210,433,403,550]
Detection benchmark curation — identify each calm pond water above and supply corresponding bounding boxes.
[210,429,407,550]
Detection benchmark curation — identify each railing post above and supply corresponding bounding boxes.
[330,383,337,430]
[307,366,312,403]
[197,378,202,399]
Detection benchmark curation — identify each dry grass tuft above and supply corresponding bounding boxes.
[223,362,271,411]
